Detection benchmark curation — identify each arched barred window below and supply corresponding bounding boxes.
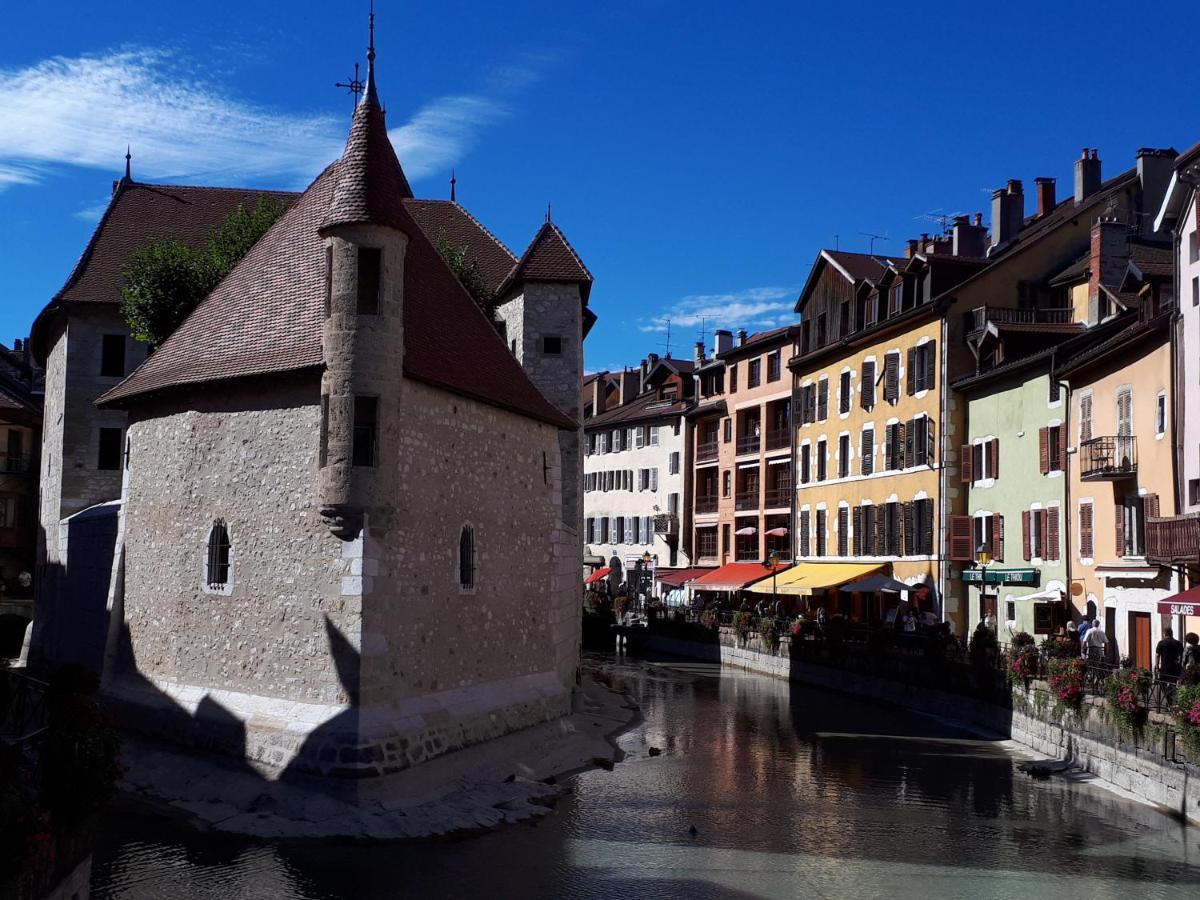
[459,525,475,590]
[207,519,231,589]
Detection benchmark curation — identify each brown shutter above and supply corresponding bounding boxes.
[895,422,906,470]
[1080,503,1093,558]
[885,354,899,403]
[1022,510,1031,561]
[1114,502,1125,558]
[1146,493,1160,519]
[800,510,810,556]
[995,514,1005,562]
[817,380,828,421]
[989,439,999,480]
[861,360,875,410]
[960,444,974,483]
[924,340,936,392]
[1038,509,1049,559]
[1038,428,1049,475]
[876,507,888,556]
[904,419,916,469]
[1047,506,1060,560]
[949,515,973,561]
[862,429,874,475]
[906,347,917,395]
[852,505,863,555]
[1057,425,1068,473]
[838,507,848,556]
[903,502,915,556]
[923,499,935,555]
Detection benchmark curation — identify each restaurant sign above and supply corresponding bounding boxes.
[961,567,1038,586]
[1158,601,1200,616]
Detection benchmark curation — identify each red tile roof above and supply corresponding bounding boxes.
[31,180,299,362]
[404,199,517,294]
[98,166,577,430]
[500,221,593,301]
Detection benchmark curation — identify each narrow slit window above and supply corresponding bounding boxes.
[324,246,333,318]
[207,519,231,589]
[319,395,329,468]
[352,396,378,467]
[459,525,475,589]
[357,246,381,314]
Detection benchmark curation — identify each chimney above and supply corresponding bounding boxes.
[694,340,705,363]
[619,367,641,405]
[1089,217,1130,323]
[591,376,607,416]
[1074,148,1102,205]
[906,238,919,258]
[715,329,733,355]
[1137,147,1177,236]
[990,181,1024,248]
[952,215,987,258]
[736,329,747,347]
[11,339,21,353]
[1035,177,1056,217]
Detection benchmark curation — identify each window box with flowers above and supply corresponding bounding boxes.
[1047,657,1086,713]
[1105,667,1150,737]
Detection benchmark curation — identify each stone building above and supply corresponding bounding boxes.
[27,165,297,669]
[85,42,591,776]
[583,354,695,583]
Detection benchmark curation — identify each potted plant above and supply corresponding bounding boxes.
[698,607,719,631]
[733,611,754,646]
[758,618,780,655]
[1105,666,1150,736]
[1173,683,1200,757]
[1047,657,1086,713]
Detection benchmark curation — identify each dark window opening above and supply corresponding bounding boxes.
[100,334,125,377]
[459,525,475,589]
[357,246,382,314]
[206,519,231,589]
[324,246,333,318]
[98,428,123,470]
[352,396,378,467]
[543,336,563,355]
[319,395,329,468]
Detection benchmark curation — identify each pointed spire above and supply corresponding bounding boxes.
[546,201,552,224]
[362,0,378,107]
[450,169,457,203]
[124,146,132,181]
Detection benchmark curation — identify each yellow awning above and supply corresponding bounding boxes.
[747,562,883,595]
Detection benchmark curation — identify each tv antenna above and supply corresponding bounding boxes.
[860,232,889,255]
[696,315,711,351]
[915,209,964,233]
[658,318,673,358]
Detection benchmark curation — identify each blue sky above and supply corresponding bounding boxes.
[0,1,1197,374]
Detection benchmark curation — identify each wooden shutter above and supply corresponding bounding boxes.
[877,506,889,556]
[989,439,999,480]
[1114,502,1125,558]
[960,444,973,483]
[861,360,875,410]
[894,422,906,470]
[903,502,915,556]
[904,419,916,469]
[1046,507,1059,560]
[799,510,810,556]
[838,507,848,556]
[1038,428,1049,475]
[862,428,874,475]
[1080,503,1093,558]
[1057,426,1067,473]
[923,340,936,392]
[1080,395,1092,442]
[1022,510,1031,561]
[817,380,828,421]
[906,347,917,395]
[1037,509,1048,559]
[949,515,973,560]
[995,513,1005,562]
[1146,493,1161,519]
[852,505,863,555]
[884,354,899,403]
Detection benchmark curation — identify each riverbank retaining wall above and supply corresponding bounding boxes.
[639,629,1200,824]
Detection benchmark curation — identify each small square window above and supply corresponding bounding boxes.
[98,427,123,470]
[542,336,562,355]
[100,334,126,377]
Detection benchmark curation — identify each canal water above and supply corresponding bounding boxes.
[91,653,1200,899]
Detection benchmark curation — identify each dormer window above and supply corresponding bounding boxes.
[357,247,381,314]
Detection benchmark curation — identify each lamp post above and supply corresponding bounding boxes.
[764,549,780,616]
[976,542,993,630]
[642,550,655,612]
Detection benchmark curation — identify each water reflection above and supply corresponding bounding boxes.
[92,653,1200,899]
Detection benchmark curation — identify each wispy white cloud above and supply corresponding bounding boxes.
[0,46,540,193]
[636,286,799,338]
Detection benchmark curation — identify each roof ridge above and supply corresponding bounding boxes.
[125,181,300,197]
[451,200,517,262]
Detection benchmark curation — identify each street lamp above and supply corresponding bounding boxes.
[976,542,993,629]
[764,549,780,615]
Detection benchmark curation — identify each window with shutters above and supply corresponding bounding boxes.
[907,416,934,467]
[1116,388,1133,437]
[815,509,827,556]
[837,507,849,556]
[861,427,874,475]
[1022,508,1050,560]
[747,359,761,389]
[615,516,625,544]
[1045,506,1060,561]
[205,519,232,593]
[1079,393,1093,442]
[884,502,901,556]
[907,341,936,393]
[886,422,905,471]
[852,506,863,555]
[839,371,852,414]
[1120,494,1146,557]
[729,363,738,393]
[816,439,827,481]
[883,353,900,404]
[799,510,811,556]
[915,498,935,555]
[767,351,781,382]
[963,438,998,483]
[1040,425,1065,474]
[723,470,732,497]
[861,505,877,556]
[838,434,850,478]
[948,515,973,560]
[650,426,660,447]
[861,359,876,410]
[903,502,915,556]
[669,451,680,475]
[817,378,829,421]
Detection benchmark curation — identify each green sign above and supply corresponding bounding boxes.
[961,567,1038,586]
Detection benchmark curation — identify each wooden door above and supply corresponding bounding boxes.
[1129,612,1151,670]
[1105,607,1118,663]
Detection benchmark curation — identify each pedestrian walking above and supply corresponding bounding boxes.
[1156,628,1184,681]
[1084,619,1107,665]
[1183,633,1200,671]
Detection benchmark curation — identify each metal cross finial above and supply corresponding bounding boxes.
[335,62,365,109]
[545,201,552,223]
[450,169,457,202]
[368,0,376,63]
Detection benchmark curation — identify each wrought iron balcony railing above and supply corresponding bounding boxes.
[1079,435,1137,480]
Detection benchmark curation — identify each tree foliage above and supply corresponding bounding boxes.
[121,197,287,348]
[436,233,497,320]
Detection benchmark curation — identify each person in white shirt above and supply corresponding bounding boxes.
[1085,619,1107,663]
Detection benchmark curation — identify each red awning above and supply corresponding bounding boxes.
[655,567,716,589]
[1157,586,1200,616]
[585,567,612,585]
[689,562,791,592]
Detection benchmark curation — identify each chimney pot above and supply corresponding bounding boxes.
[736,329,747,346]
[973,212,983,226]
[1035,177,1056,217]
[694,340,705,362]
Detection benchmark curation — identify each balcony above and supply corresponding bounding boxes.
[736,435,760,455]
[1146,513,1200,565]
[735,490,760,511]
[765,428,790,452]
[696,441,718,463]
[654,513,679,536]
[966,306,1075,335]
[764,487,790,509]
[695,496,719,515]
[1079,436,1137,480]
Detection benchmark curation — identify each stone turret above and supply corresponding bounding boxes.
[317,40,411,541]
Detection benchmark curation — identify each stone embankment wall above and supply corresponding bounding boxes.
[641,628,1200,823]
